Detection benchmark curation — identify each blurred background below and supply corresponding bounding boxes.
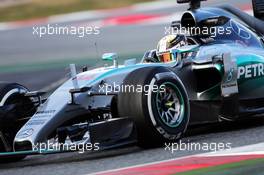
[0,0,252,91]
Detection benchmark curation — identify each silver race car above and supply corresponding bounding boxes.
[1,0,264,162]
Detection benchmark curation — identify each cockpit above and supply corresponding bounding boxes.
[142,6,264,64]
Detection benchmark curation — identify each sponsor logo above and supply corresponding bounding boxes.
[237,63,264,79]
[17,128,34,138]
[230,19,251,40]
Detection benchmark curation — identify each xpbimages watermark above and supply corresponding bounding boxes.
[165,24,232,38]
[99,82,166,95]
[164,140,232,153]
[33,24,100,38]
[32,140,100,154]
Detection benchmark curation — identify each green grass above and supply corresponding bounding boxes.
[0,0,154,22]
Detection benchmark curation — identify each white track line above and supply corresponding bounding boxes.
[203,142,264,157]
[0,23,9,30]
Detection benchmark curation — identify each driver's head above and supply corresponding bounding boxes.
[156,34,187,62]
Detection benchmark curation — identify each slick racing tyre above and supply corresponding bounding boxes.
[118,67,190,147]
[0,82,35,162]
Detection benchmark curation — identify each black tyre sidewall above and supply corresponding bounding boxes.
[118,67,190,147]
[144,73,190,141]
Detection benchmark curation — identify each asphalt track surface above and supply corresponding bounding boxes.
[1,0,263,175]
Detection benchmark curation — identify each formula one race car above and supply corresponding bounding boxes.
[1,0,264,161]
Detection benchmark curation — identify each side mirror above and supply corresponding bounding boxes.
[102,53,118,68]
[102,53,117,61]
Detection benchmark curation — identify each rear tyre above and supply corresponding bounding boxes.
[0,82,35,162]
[118,67,190,148]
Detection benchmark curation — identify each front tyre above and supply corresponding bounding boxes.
[118,67,190,147]
[0,82,35,162]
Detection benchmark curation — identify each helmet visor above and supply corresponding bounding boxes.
[158,51,175,63]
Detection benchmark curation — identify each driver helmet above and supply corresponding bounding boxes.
[156,34,187,62]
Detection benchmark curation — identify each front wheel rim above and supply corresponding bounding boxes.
[155,82,185,128]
